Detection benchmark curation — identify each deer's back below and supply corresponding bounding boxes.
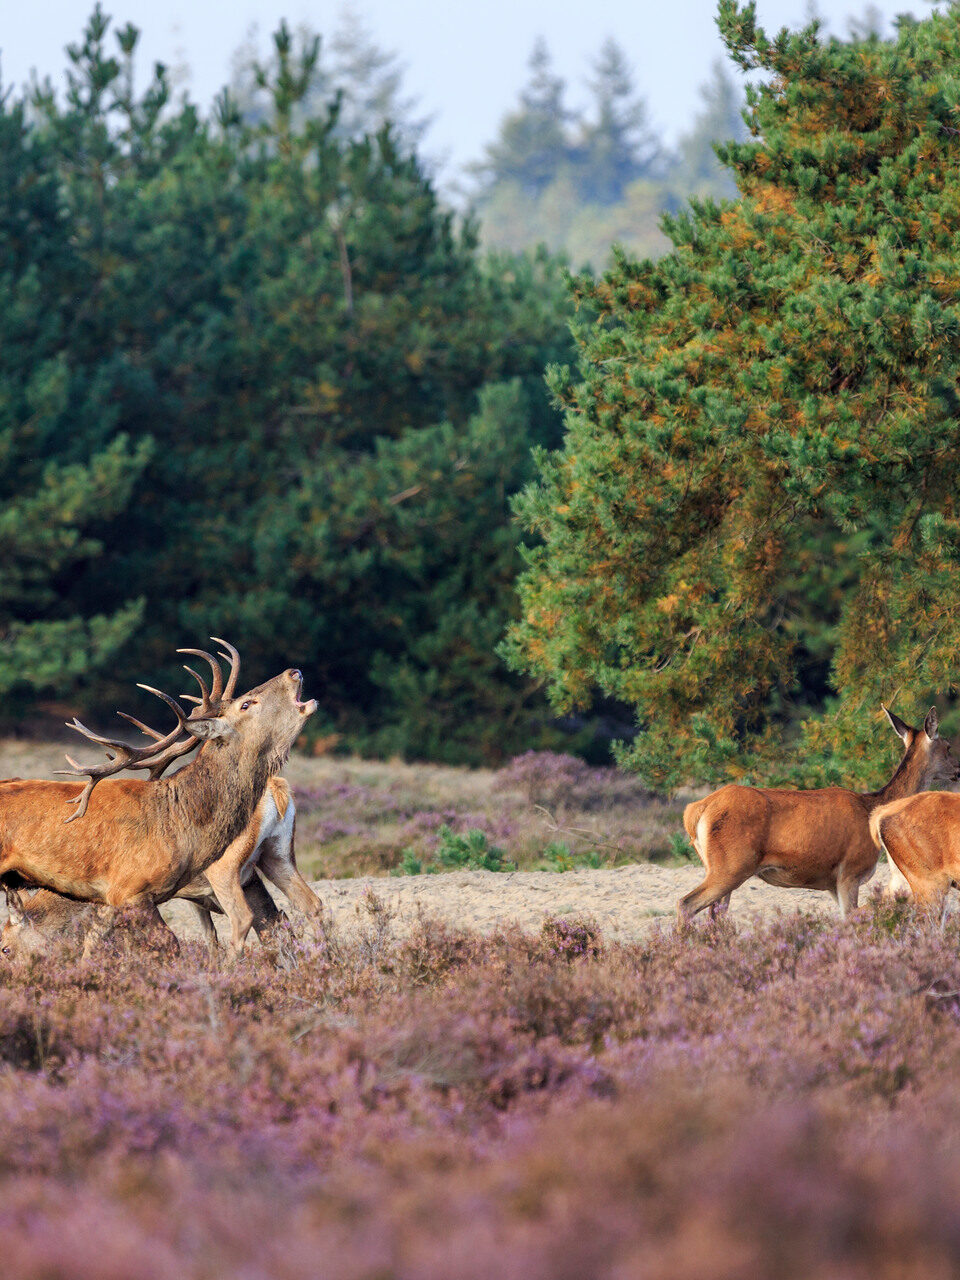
[875,791,960,872]
[699,783,871,860]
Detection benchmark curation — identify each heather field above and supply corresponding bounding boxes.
[4,901,960,1278]
[5,739,960,1277]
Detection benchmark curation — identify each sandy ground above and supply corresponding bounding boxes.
[158,863,895,945]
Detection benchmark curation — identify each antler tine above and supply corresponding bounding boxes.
[144,737,202,780]
[210,637,240,700]
[60,689,194,823]
[63,781,96,822]
[176,648,223,704]
[116,711,166,742]
[65,717,132,753]
[135,684,189,730]
[181,664,214,714]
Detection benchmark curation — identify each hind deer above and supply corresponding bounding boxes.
[679,706,958,925]
[1,774,320,959]
[869,760,960,922]
[0,639,318,955]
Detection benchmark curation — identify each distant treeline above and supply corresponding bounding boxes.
[470,38,746,266]
[0,8,592,762]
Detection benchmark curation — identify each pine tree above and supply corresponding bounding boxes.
[575,38,660,204]
[505,2,960,789]
[474,39,572,197]
[0,30,149,703]
[5,9,575,756]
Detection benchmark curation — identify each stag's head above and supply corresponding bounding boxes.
[883,704,960,787]
[61,639,317,819]
[189,664,317,773]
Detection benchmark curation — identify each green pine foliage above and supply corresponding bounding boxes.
[0,8,576,758]
[0,69,150,702]
[506,2,960,789]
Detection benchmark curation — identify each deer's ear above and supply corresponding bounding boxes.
[882,704,913,744]
[924,707,940,741]
[184,717,235,742]
[4,889,26,926]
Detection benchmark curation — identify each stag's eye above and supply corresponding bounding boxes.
[1,947,9,956]
[240,700,257,711]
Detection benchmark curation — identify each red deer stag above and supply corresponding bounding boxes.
[1,775,317,959]
[0,639,316,954]
[679,706,958,925]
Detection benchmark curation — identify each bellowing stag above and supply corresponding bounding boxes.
[0,639,317,953]
[2,775,322,959]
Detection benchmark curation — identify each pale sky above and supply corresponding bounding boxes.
[0,0,930,175]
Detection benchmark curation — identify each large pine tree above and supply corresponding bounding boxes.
[506,1,960,788]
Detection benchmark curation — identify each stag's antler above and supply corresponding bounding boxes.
[57,686,195,821]
[177,637,240,714]
[58,638,243,821]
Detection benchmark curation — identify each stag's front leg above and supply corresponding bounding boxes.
[204,839,256,957]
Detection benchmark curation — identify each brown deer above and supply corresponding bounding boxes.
[0,639,317,954]
[679,706,958,925]
[1,774,322,958]
[869,769,960,922]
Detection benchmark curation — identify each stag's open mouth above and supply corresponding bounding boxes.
[293,674,317,714]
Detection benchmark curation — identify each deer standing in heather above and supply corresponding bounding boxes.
[1,774,317,959]
[0,639,320,954]
[679,706,958,925]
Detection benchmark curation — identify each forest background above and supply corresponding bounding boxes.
[3,2,950,787]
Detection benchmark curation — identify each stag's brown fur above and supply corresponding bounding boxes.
[0,664,317,953]
[0,777,323,959]
[679,707,958,924]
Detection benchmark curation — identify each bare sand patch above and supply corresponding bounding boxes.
[297,864,898,942]
[159,863,898,945]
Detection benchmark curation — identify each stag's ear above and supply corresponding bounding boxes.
[924,707,940,741]
[882,704,913,744]
[4,889,26,926]
[184,717,235,742]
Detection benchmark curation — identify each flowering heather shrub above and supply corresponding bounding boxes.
[540,915,603,961]
[6,906,960,1274]
[493,750,652,812]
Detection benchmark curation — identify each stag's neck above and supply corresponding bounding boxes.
[866,749,929,810]
[158,738,273,853]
